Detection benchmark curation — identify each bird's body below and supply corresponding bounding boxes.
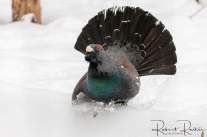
[72,6,177,104]
[87,72,124,99]
[73,45,140,103]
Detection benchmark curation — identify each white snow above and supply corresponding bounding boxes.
[0,0,207,137]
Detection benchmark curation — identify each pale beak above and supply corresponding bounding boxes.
[85,46,94,53]
[85,46,96,62]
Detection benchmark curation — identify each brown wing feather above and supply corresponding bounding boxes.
[72,73,87,100]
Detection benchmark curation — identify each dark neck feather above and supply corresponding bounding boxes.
[88,62,98,76]
[88,62,107,77]
[88,51,120,77]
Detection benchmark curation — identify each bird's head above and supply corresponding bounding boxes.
[85,44,104,64]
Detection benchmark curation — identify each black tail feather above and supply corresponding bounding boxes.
[119,20,130,42]
[74,6,177,76]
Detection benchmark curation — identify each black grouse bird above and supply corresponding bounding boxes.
[72,6,177,105]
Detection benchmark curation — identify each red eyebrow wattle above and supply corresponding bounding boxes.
[95,44,104,51]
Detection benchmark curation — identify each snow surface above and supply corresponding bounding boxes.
[0,0,207,137]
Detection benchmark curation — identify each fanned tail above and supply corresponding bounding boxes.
[74,6,177,76]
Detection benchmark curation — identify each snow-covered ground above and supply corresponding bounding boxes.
[0,0,207,137]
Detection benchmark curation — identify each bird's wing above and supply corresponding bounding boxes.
[119,56,139,77]
[72,73,87,100]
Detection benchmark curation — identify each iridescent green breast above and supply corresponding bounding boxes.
[86,74,122,98]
